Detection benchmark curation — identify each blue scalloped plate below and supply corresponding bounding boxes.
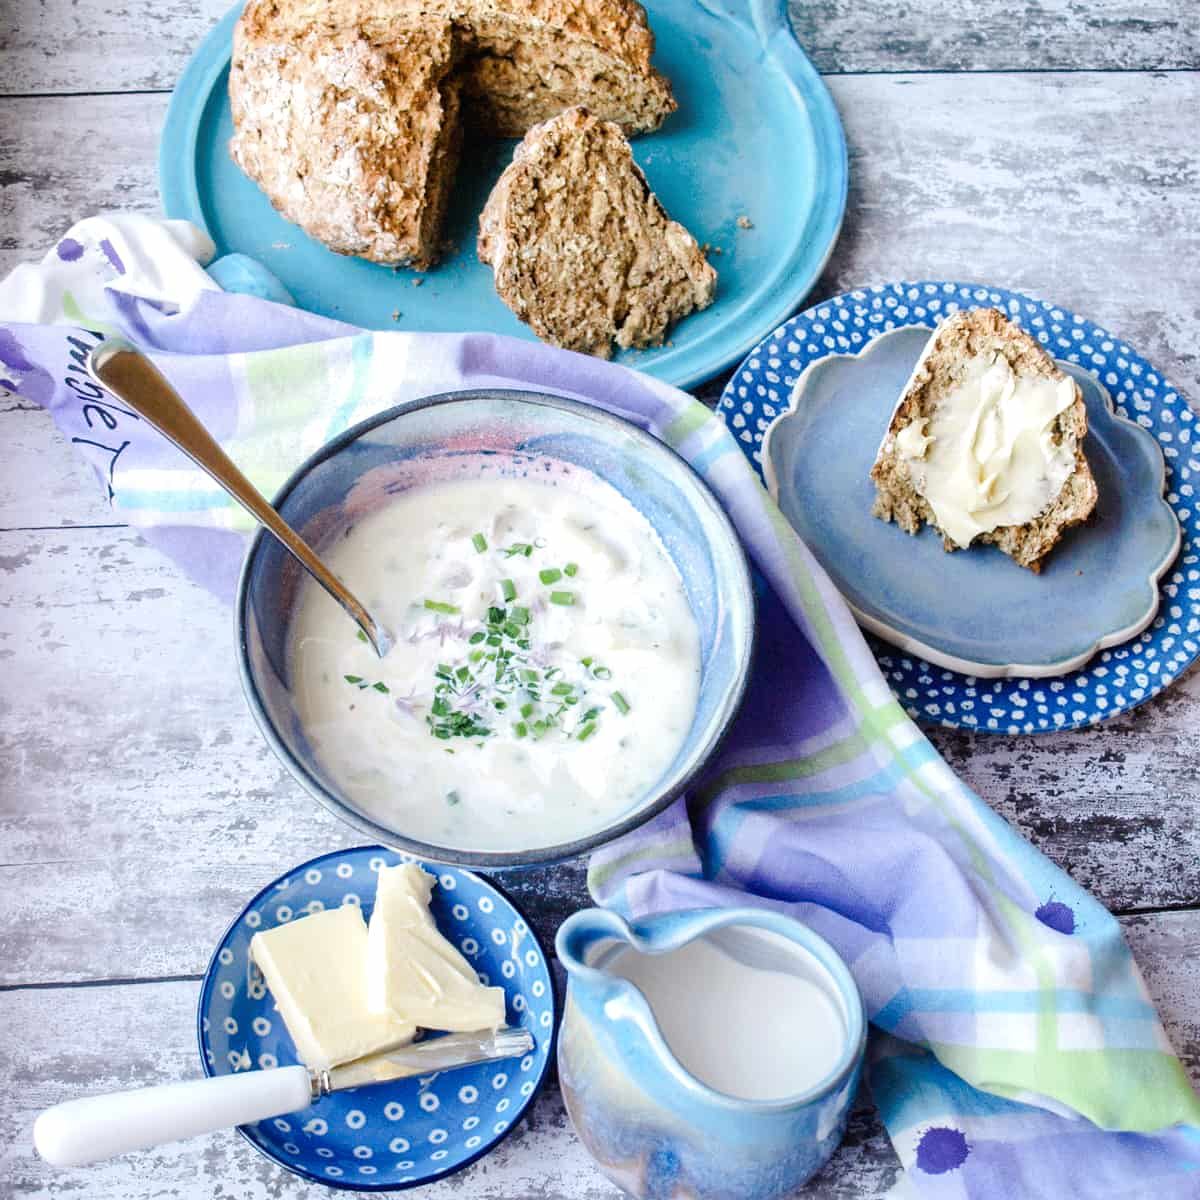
[721,282,1198,733]
[159,0,846,391]
[197,846,555,1190]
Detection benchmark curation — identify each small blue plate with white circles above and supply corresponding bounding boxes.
[721,281,1200,733]
[197,846,555,1190]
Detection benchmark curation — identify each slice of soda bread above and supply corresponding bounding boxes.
[477,106,716,357]
[870,307,1098,572]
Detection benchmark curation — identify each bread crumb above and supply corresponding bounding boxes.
[391,310,402,321]
[712,246,723,255]
[736,216,753,230]
[412,277,424,287]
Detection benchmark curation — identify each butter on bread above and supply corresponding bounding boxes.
[870,308,1098,572]
[478,106,715,357]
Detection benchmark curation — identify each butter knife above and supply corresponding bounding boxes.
[34,1027,534,1168]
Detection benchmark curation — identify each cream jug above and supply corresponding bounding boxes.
[556,907,866,1200]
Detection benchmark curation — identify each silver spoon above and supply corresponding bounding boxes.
[87,338,392,658]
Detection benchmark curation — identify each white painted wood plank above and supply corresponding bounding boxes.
[1,524,1198,986]
[818,70,1200,413]
[0,0,1195,97]
[5,907,1195,1199]
[0,401,118,529]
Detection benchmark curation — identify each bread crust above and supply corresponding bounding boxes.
[869,307,1099,572]
[477,106,715,357]
[229,0,676,265]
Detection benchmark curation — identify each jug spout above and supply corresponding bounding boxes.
[555,907,636,980]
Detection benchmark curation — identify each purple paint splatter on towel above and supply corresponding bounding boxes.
[99,238,126,275]
[0,329,54,406]
[915,1127,970,1175]
[56,237,85,262]
[1036,900,1076,935]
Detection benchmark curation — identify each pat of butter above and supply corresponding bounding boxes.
[250,905,417,1071]
[366,865,506,1033]
[896,353,1078,548]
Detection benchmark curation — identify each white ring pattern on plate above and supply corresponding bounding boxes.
[719,281,1200,733]
[197,846,555,1191]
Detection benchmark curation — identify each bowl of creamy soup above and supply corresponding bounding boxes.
[236,389,755,866]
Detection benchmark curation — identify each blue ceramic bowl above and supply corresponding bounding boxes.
[236,389,755,867]
[198,846,556,1191]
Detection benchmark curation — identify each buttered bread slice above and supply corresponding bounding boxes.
[870,308,1098,572]
[478,106,716,357]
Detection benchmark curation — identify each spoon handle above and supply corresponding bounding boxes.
[87,339,389,656]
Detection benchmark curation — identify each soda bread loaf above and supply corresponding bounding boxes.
[477,107,716,357]
[229,0,675,267]
[870,307,1098,572]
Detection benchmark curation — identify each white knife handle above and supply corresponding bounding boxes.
[34,1065,313,1167]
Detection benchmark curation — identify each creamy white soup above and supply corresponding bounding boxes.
[287,474,701,851]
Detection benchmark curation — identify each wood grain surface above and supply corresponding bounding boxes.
[2,0,1198,1196]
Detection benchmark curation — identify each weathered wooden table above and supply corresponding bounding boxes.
[2,1,1198,1196]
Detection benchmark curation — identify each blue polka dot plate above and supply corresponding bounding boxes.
[721,282,1198,732]
[197,846,555,1190]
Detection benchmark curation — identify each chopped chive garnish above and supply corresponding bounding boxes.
[551,682,573,697]
[446,790,461,806]
[373,681,390,694]
[469,631,486,645]
[488,605,505,624]
[424,599,460,615]
[456,666,470,683]
[344,674,363,684]
[356,629,368,643]
[472,532,488,553]
[500,579,517,602]
[539,567,562,585]
[593,666,613,680]
[494,699,507,711]
[469,649,484,663]
[510,605,530,625]
[577,722,598,741]
[436,663,453,677]
[521,668,539,683]
[613,691,631,715]
[502,542,534,558]
[514,721,528,739]
[520,702,534,718]
[550,590,575,606]
[581,706,602,722]
[581,656,593,668]
[564,562,578,577]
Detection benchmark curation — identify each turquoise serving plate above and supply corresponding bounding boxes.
[722,282,1196,733]
[159,0,846,391]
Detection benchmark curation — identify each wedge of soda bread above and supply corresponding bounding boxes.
[477,106,716,357]
[870,307,1098,572]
